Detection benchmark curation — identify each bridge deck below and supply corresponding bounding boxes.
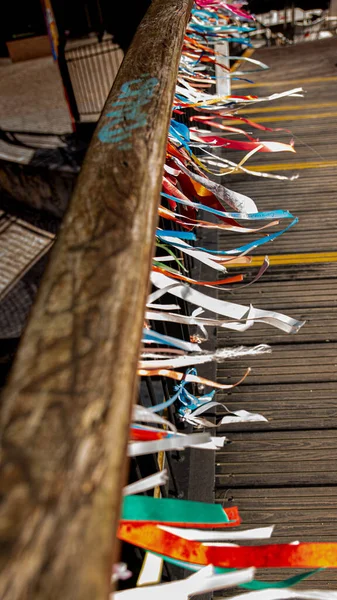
[215,38,337,591]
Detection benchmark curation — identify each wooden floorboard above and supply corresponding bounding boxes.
[215,38,337,590]
[215,386,337,431]
[218,308,337,345]
[215,488,337,590]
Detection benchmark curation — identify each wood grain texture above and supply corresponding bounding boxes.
[215,487,337,591]
[0,1,193,598]
[215,384,337,430]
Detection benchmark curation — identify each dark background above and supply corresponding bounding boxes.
[0,0,331,57]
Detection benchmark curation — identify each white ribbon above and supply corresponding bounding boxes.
[128,432,211,457]
[157,236,227,272]
[114,565,255,599]
[150,272,304,334]
[123,470,168,496]
[132,405,177,432]
[139,344,271,370]
[158,525,274,541]
[137,553,163,586]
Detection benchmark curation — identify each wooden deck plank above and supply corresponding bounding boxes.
[219,279,337,309]
[217,343,337,386]
[215,38,337,590]
[215,487,337,587]
[215,383,337,430]
[228,264,337,282]
[230,38,337,84]
[218,308,337,345]
[217,436,337,458]
[216,471,337,487]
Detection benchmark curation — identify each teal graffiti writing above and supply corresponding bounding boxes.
[98,74,159,149]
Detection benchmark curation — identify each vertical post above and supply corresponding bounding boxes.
[41,0,80,127]
[57,40,81,126]
[214,41,230,97]
[291,2,296,40]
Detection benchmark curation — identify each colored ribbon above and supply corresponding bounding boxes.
[118,522,337,569]
[150,271,305,334]
[114,565,255,599]
[123,471,168,495]
[138,366,251,389]
[121,495,240,527]
[139,343,270,370]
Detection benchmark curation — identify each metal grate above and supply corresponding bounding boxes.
[65,37,124,119]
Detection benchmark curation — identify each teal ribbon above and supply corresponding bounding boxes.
[122,496,231,525]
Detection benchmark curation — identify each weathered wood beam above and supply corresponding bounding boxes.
[0,1,193,598]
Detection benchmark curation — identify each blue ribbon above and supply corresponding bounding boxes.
[156,229,197,241]
[147,368,216,414]
[160,218,298,255]
[143,329,195,351]
[161,191,294,221]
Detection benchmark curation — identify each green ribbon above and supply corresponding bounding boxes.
[155,241,187,272]
[152,261,183,277]
[122,496,230,525]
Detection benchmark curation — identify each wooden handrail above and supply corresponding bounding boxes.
[0,1,193,598]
